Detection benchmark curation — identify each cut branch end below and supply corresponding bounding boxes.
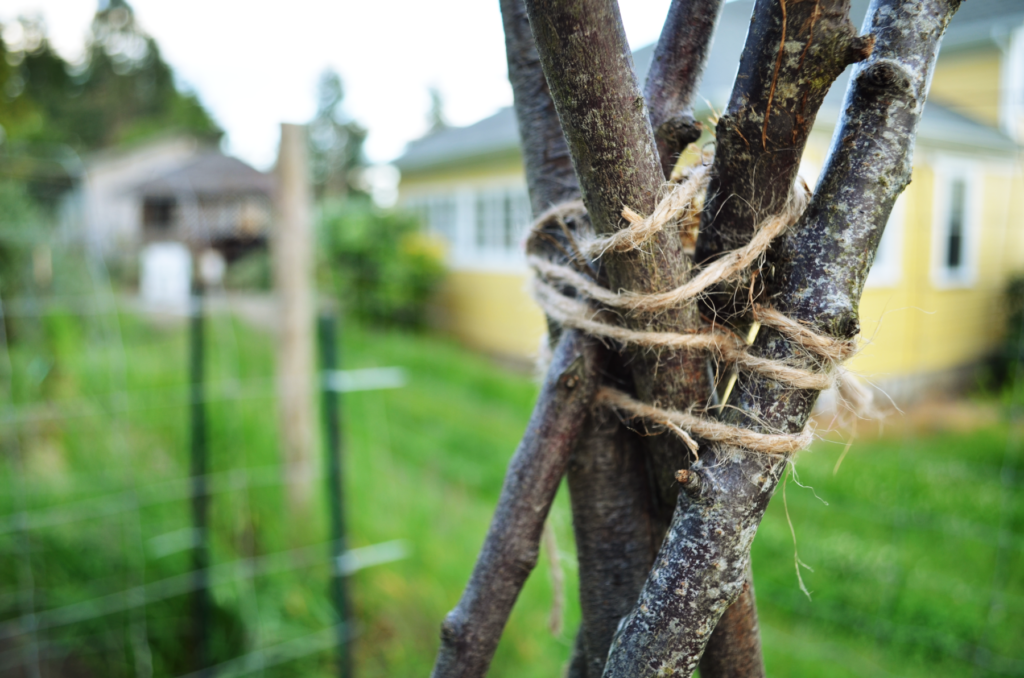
[675,468,703,496]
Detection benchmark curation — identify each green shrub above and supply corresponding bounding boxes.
[224,249,273,291]
[1003,274,1024,375]
[981,273,1024,394]
[318,199,445,328]
[0,180,52,344]
[0,180,44,297]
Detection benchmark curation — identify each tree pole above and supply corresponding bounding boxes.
[440,0,961,673]
[694,0,870,672]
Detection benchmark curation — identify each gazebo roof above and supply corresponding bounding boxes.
[132,153,274,198]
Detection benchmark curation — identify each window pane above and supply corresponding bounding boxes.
[503,193,514,249]
[475,194,488,248]
[407,196,457,245]
[510,190,531,250]
[467,187,532,256]
[143,197,176,229]
[476,191,503,250]
[946,178,965,270]
[430,196,456,243]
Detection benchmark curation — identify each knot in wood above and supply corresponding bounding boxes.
[858,58,914,96]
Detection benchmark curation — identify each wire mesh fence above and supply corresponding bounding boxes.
[0,304,348,677]
[0,147,383,678]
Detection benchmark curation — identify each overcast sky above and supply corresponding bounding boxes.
[2,0,679,171]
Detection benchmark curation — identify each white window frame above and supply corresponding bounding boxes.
[1000,23,1024,141]
[405,183,531,272]
[930,158,982,289]
[473,188,523,255]
[865,192,905,289]
[405,193,458,244]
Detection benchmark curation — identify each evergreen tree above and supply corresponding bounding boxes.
[0,0,220,154]
[309,68,367,200]
[427,86,448,133]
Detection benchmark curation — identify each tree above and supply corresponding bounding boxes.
[309,68,368,199]
[430,0,961,676]
[427,86,449,134]
[0,0,220,152]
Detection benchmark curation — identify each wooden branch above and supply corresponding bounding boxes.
[730,0,962,424]
[766,0,960,338]
[513,0,710,663]
[568,394,660,678]
[695,0,872,269]
[644,0,726,178]
[603,0,959,674]
[688,1,868,669]
[431,329,605,678]
[699,566,765,678]
[502,0,579,213]
[645,4,764,672]
[499,5,662,675]
[505,0,585,348]
[525,0,710,533]
[524,0,662,236]
[602,440,784,677]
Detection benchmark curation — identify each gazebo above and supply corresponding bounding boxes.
[132,152,274,262]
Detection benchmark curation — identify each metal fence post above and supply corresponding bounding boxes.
[319,312,353,678]
[190,283,211,676]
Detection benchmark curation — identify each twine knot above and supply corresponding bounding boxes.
[528,163,866,457]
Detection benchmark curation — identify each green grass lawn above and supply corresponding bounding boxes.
[0,306,1021,677]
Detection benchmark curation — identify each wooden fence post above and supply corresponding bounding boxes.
[273,123,316,515]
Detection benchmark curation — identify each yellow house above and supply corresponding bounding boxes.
[396,0,1024,402]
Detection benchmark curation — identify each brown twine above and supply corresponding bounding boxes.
[581,164,711,259]
[597,386,814,456]
[529,178,808,316]
[528,164,864,457]
[532,281,836,391]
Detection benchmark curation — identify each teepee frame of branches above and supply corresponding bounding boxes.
[431,0,961,676]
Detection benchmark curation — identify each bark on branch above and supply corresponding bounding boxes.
[431,329,605,678]
[644,3,768,673]
[566,390,660,678]
[502,5,662,676]
[644,0,726,178]
[602,0,959,675]
[503,0,579,215]
[696,0,873,270]
[692,1,869,671]
[524,0,663,236]
[526,0,712,543]
[698,565,765,678]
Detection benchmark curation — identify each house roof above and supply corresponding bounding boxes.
[939,0,1024,49]
[130,152,274,198]
[396,0,1019,173]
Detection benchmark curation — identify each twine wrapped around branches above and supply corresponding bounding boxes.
[528,163,868,457]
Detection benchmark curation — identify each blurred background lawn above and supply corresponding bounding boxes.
[1,302,1020,677]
